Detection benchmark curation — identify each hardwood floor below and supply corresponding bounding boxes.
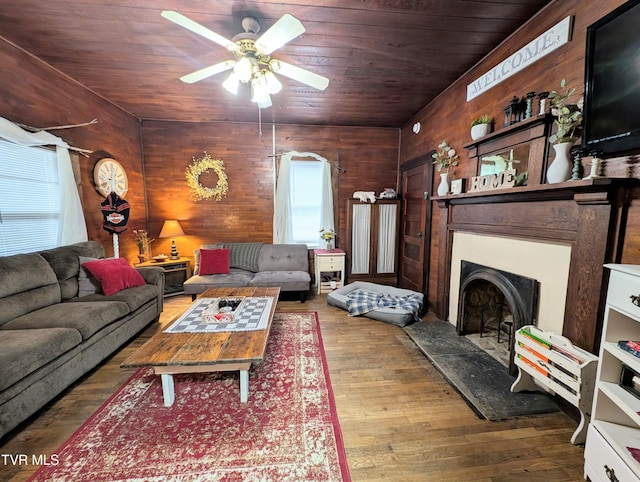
[0,293,585,481]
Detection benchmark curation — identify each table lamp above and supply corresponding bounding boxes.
[159,220,185,259]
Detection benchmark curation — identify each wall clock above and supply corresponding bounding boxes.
[93,157,128,197]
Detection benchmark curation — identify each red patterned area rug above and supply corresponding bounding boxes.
[29,312,350,482]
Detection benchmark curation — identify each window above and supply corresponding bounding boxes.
[290,160,324,246]
[0,139,61,256]
[273,151,335,247]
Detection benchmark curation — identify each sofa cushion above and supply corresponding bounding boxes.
[38,241,105,300]
[0,301,131,340]
[0,252,61,327]
[200,248,230,275]
[82,258,146,296]
[183,269,253,294]
[193,244,224,275]
[0,328,83,392]
[224,242,263,272]
[78,255,104,297]
[71,284,159,313]
[249,270,311,291]
[258,244,309,272]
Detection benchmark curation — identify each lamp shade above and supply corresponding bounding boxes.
[159,220,185,238]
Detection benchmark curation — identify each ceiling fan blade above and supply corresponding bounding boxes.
[255,14,305,55]
[180,60,235,84]
[269,59,329,91]
[161,10,239,52]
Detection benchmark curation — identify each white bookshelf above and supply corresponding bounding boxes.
[585,264,640,482]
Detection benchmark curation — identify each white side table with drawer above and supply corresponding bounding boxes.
[314,249,346,295]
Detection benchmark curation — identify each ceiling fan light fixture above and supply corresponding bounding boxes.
[222,72,239,95]
[264,70,282,94]
[257,97,272,109]
[251,74,269,104]
[234,56,253,83]
[163,10,329,109]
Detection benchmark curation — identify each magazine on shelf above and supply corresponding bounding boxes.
[618,340,640,359]
[519,326,584,364]
[520,328,551,349]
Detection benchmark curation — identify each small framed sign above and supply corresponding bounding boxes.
[451,178,465,195]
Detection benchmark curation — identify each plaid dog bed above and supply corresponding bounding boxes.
[346,288,423,319]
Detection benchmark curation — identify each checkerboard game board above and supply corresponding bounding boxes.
[164,297,273,333]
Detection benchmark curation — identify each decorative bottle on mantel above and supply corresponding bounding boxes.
[547,141,573,183]
[437,172,450,196]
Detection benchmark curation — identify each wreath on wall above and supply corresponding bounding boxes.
[185,152,228,201]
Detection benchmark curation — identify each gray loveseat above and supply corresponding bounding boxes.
[0,241,164,439]
[183,243,310,301]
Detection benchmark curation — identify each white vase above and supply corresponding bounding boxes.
[547,142,573,184]
[437,172,450,196]
[470,123,491,140]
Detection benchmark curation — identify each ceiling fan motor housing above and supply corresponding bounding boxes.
[241,17,261,35]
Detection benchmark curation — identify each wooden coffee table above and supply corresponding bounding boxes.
[121,287,280,406]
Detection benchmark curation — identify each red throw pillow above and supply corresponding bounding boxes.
[199,248,230,275]
[82,257,146,296]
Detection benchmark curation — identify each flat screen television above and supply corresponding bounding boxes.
[582,0,640,157]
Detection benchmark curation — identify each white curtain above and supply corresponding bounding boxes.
[0,116,88,244]
[273,151,334,244]
[351,203,371,274]
[377,203,397,273]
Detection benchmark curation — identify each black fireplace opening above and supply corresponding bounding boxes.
[457,260,539,376]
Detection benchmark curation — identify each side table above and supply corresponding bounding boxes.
[136,257,192,297]
[314,249,346,295]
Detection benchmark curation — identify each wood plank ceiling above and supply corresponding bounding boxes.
[0,0,552,127]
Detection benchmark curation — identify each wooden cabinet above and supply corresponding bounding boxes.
[136,257,191,297]
[345,199,400,285]
[585,264,640,481]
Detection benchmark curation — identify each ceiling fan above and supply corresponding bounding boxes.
[161,10,330,109]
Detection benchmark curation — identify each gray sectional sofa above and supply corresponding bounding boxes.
[183,243,310,301]
[0,241,164,439]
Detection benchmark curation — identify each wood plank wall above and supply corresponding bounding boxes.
[0,38,145,260]
[3,0,638,318]
[0,38,399,265]
[397,0,637,310]
[141,121,399,263]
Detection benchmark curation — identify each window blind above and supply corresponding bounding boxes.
[0,139,60,256]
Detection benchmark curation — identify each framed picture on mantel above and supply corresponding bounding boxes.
[451,178,464,195]
[464,113,553,187]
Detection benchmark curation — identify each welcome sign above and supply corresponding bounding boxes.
[467,16,573,101]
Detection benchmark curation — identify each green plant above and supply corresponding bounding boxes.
[548,79,583,144]
[471,114,494,127]
[432,140,459,172]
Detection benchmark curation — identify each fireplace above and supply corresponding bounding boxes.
[435,179,634,355]
[457,261,539,375]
